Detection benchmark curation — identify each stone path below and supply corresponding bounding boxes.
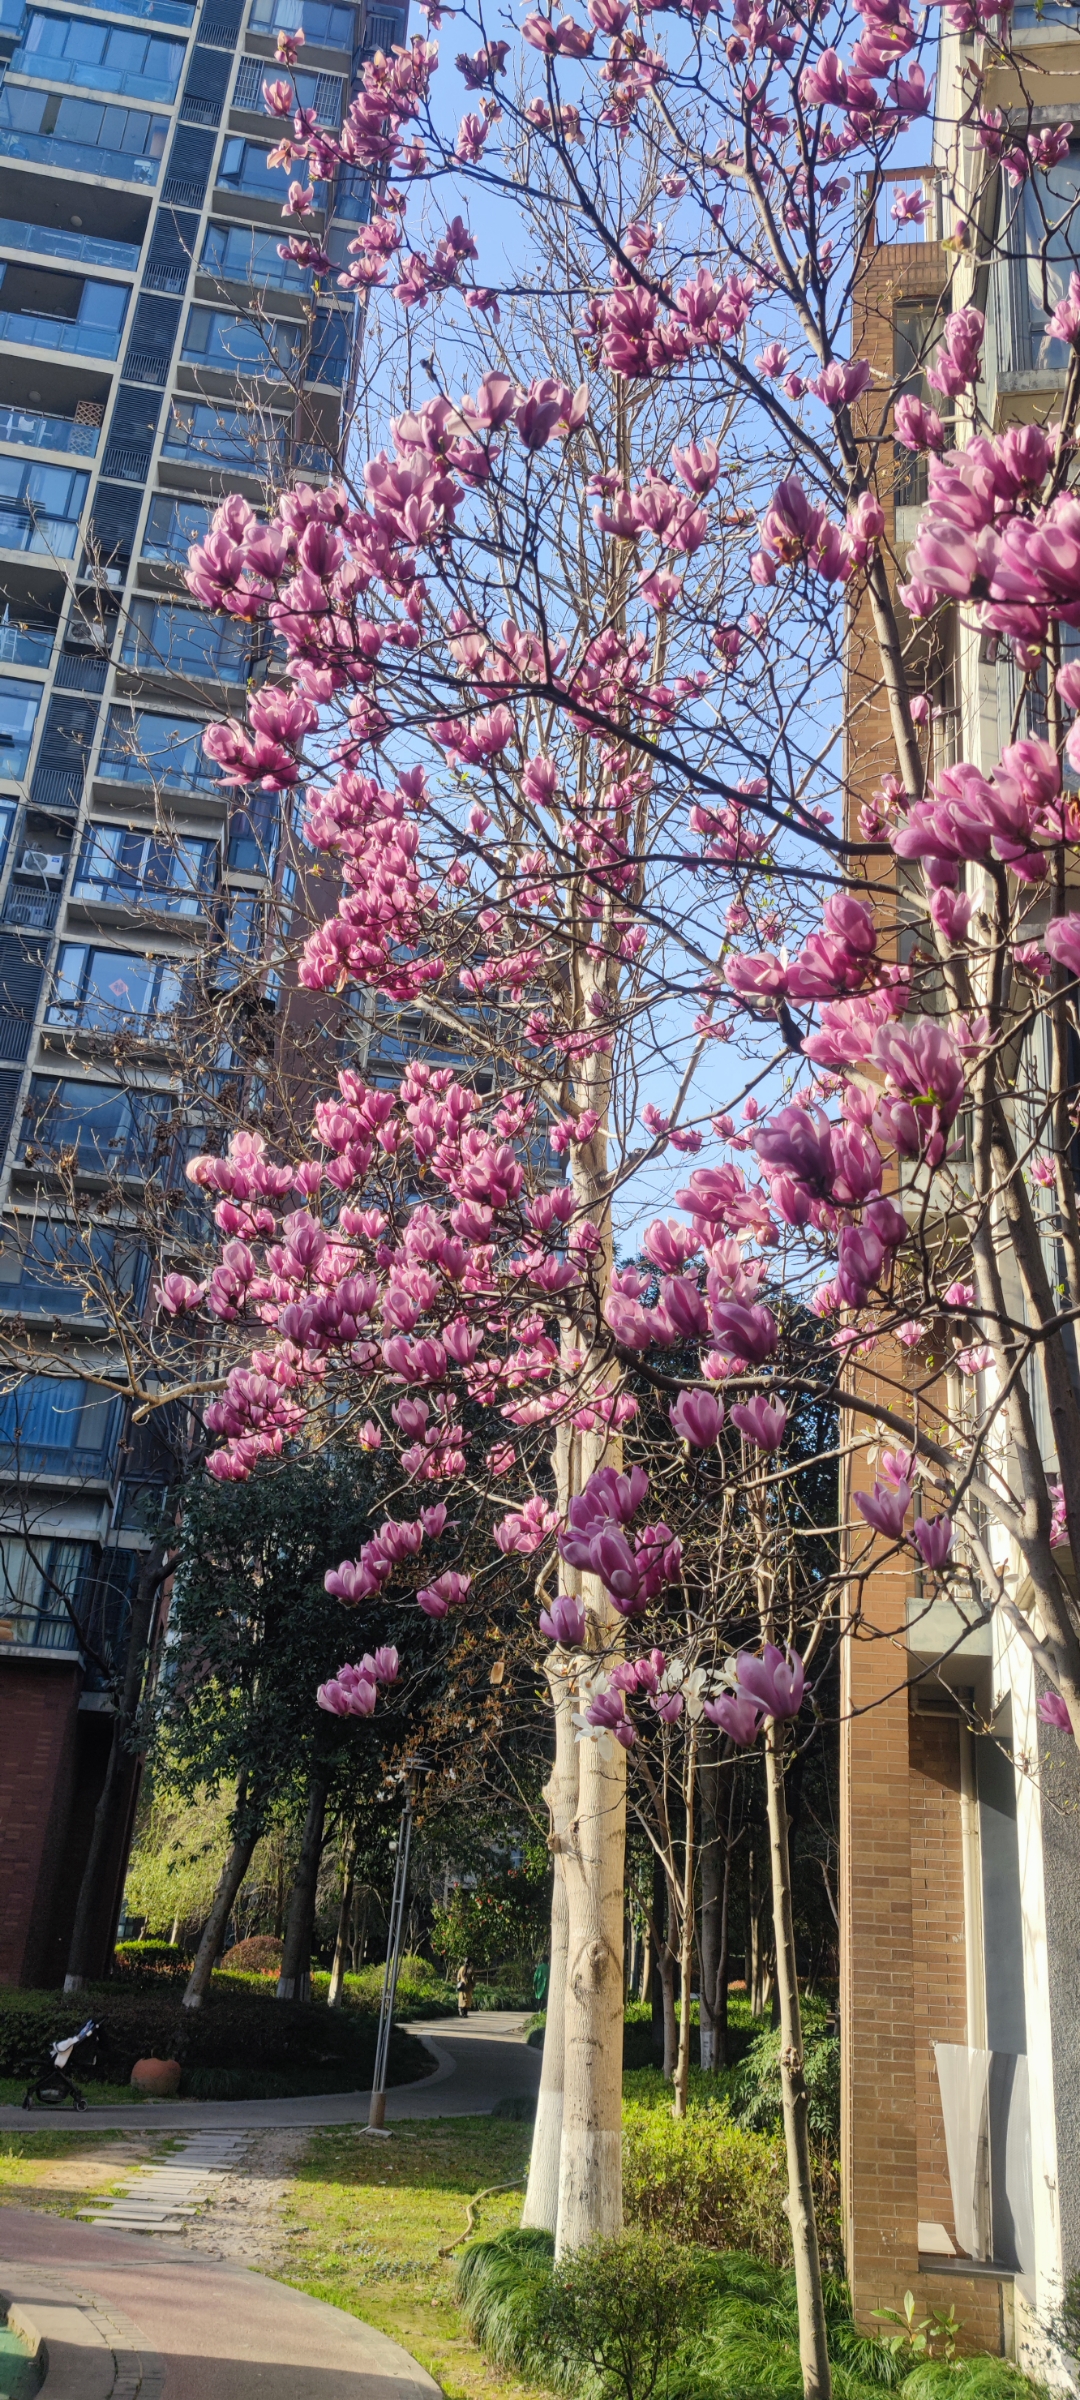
[79,2136,247,2236]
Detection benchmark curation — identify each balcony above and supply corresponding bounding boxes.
[160,397,287,474]
[72,825,216,916]
[232,54,344,126]
[248,0,356,45]
[0,307,124,358]
[96,703,220,797]
[46,939,191,1039]
[22,1070,177,1178]
[0,458,90,558]
[0,1536,96,1653]
[0,214,141,272]
[3,879,59,927]
[214,135,324,211]
[0,672,42,779]
[181,302,301,382]
[120,593,251,682]
[200,220,312,295]
[0,405,101,457]
[0,1378,124,1482]
[74,0,193,20]
[140,490,213,563]
[0,89,169,185]
[10,20,185,105]
[0,618,54,665]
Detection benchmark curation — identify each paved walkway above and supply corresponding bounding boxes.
[0,2016,542,2398]
[0,2012,540,2134]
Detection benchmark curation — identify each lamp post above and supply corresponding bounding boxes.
[366,1757,428,2134]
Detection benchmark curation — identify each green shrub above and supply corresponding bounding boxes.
[220,1936,282,1973]
[113,1941,191,1976]
[730,2002,840,2147]
[0,1984,432,2091]
[545,2229,711,2400]
[622,2095,789,2264]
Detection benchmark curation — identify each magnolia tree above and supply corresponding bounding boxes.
[96,0,1080,2386]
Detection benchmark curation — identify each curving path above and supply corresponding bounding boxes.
[0,2011,541,2134]
[0,2015,543,2400]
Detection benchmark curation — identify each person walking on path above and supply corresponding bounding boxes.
[456,1959,475,2019]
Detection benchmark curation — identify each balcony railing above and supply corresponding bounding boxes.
[0,307,124,358]
[0,215,141,271]
[0,127,160,181]
[3,881,59,927]
[0,622,54,665]
[0,406,99,456]
[78,0,193,19]
[8,48,182,102]
[0,1608,81,1651]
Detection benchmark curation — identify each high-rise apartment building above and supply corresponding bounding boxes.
[842,16,1080,2379]
[0,0,406,1985]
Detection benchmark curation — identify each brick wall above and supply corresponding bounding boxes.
[0,1658,82,1985]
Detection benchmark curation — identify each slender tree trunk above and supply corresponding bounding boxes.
[638,1931,651,2003]
[659,1927,677,2082]
[650,1852,666,2064]
[65,1541,168,1992]
[748,1843,767,2016]
[169,1916,180,1947]
[351,1894,368,1972]
[523,1662,577,2231]
[698,1744,722,2071]
[555,1644,627,2256]
[765,1723,831,2400]
[672,1732,698,2119]
[277,1763,332,2001]
[183,1781,261,2010]
[327,1830,355,2008]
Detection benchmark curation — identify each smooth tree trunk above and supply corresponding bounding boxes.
[183,1781,261,2010]
[748,1842,768,2016]
[523,1661,577,2231]
[765,1723,831,2400]
[327,1831,356,2008]
[277,1763,332,2001]
[700,1758,737,2070]
[555,1685,627,2256]
[64,1542,168,1992]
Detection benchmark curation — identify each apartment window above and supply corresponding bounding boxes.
[0,86,169,181]
[227,793,278,874]
[12,12,186,101]
[215,891,264,986]
[182,302,301,379]
[248,0,356,45]
[232,54,344,123]
[47,941,188,1035]
[120,594,251,680]
[200,221,311,294]
[0,676,41,778]
[0,458,90,557]
[98,704,216,790]
[23,1073,176,1173]
[0,261,130,358]
[161,399,286,471]
[0,1377,122,1475]
[74,824,216,912]
[78,0,194,21]
[1027,146,1080,367]
[215,136,323,206]
[141,490,212,562]
[0,1221,149,1314]
[0,1534,94,1651]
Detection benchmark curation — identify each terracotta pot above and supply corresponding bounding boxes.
[130,2057,182,2096]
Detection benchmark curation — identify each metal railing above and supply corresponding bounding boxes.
[0,215,141,270]
[0,308,124,358]
[0,407,99,455]
[0,127,161,181]
[8,48,181,103]
[3,884,59,928]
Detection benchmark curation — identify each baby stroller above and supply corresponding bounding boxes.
[22,2017,102,2110]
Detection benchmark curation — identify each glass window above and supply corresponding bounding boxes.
[74,823,216,911]
[23,1074,175,1173]
[0,455,89,557]
[182,303,301,377]
[249,0,356,42]
[0,1220,148,1313]
[99,704,215,789]
[0,1376,121,1467]
[215,135,324,205]
[200,221,311,293]
[12,12,185,98]
[161,399,286,471]
[227,793,278,874]
[0,84,169,155]
[0,1534,93,1649]
[120,595,250,679]
[141,491,213,561]
[1027,149,1080,367]
[47,941,188,1033]
[0,674,41,776]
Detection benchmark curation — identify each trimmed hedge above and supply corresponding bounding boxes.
[114,1942,193,1976]
[0,1984,432,2091]
[220,1936,282,1973]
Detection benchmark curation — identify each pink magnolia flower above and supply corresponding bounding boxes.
[670,1389,724,1446]
[584,1687,635,1746]
[897,1320,924,1347]
[1039,1689,1073,1732]
[540,1593,587,1645]
[703,1689,766,1745]
[494,1495,560,1554]
[736,1642,807,1720]
[729,1397,788,1451]
[956,1344,994,1375]
[854,1480,912,1539]
[416,1571,472,1617]
[318,1666,377,1717]
[1045,916,1080,977]
[913,1516,953,1569]
[157,1273,206,1314]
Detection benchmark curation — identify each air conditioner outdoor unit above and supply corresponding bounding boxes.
[18,849,66,878]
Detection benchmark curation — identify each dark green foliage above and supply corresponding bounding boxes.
[0,1984,431,2089]
[731,2001,841,2147]
[114,1942,192,1975]
[456,2233,1041,2400]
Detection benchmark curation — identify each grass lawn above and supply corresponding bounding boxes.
[281,2116,558,2400]
[0,2126,173,2214]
